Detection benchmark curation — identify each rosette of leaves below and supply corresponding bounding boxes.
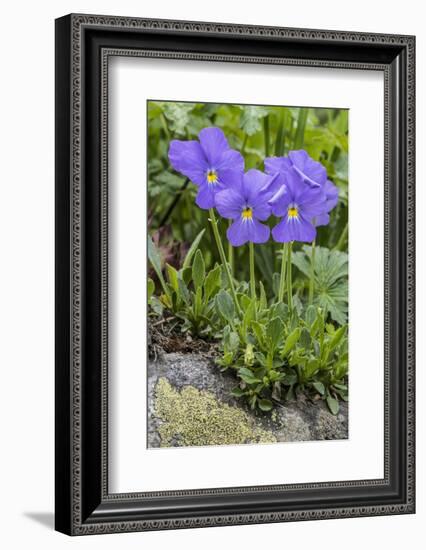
[148,230,224,336]
[215,297,348,414]
[292,245,348,325]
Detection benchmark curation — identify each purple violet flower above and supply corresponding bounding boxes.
[314,179,339,226]
[168,127,244,209]
[268,170,327,243]
[215,169,278,247]
[265,149,327,189]
[265,149,340,234]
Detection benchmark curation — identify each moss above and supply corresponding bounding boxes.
[154,378,277,447]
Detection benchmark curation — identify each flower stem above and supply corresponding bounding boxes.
[228,219,234,276]
[287,241,293,311]
[334,221,348,251]
[274,111,285,157]
[241,133,248,155]
[209,209,241,316]
[308,239,316,305]
[278,242,287,302]
[293,108,309,149]
[249,241,256,300]
[263,115,270,157]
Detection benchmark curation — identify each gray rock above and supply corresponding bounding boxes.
[148,351,348,448]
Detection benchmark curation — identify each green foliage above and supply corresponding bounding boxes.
[148,233,222,336]
[148,232,348,414]
[239,105,269,136]
[147,101,348,277]
[218,297,348,414]
[161,102,195,135]
[147,101,349,416]
[292,245,349,324]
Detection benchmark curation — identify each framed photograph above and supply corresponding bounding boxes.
[55,14,415,535]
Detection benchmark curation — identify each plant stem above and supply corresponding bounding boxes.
[293,108,309,150]
[241,133,248,155]
[249,241,256,300]
[278,242,287,302]
[160,113,171,141]
[308,239,316,305]
[275,111,285,157]
[263,115,270,157]
[287,241,293,311]
[334,221,348,251]
[209,208,242,316]
[228,220,234,276]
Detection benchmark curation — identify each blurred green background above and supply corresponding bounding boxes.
[147,101,348,292]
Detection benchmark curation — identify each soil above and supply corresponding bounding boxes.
[148,316,218,356]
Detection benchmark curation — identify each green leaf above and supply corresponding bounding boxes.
[305,305,317,327]
[292,294,303,316]
[293,246,348,324]
[148,235,163,278]
[194,286,203,317]
[259,280,268,310]
[231,387,246,397]
[239,294,252,313]
[272,302,289,322]
[240,105,269,136]
[166,263,179,292]
[182,229,206,269]
[251,320,266,347]
[326,395,340,415]
[310,309,325,338]
[238,367,261,385]
[178,278,190,306]
[147,278,155,301]
[282,328,301,357]
[258,399,273,412]
[266,317,283,351]
[243,298,257,335]
[227,331,240,352]
[304,359,319,378]
[326,323,336,335]
[150,296,164,316]
[249,395,258,410]
[291,250,311,279]
[204,264,221,300]
[254,351,267,367]
[148,235,169,297]
[328,325,347,352]
[216,290,235,323]
[162,102,195,135]
[300,327,311,349]
[192,249,205,291]
[285,373,298,386]
[180,266,192,285]
[313,381,325,395]
[244,343,255,366]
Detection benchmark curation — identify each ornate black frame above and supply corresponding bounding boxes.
[55,13,415,535]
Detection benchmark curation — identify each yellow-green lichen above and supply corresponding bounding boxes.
[154,378,277,447]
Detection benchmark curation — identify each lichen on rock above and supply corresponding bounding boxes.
[154,377,277,447]
[147,352,348,448]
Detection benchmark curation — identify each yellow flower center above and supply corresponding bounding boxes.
[287,206,299,219]
[242,207,253,220]
[207,170,218,184]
